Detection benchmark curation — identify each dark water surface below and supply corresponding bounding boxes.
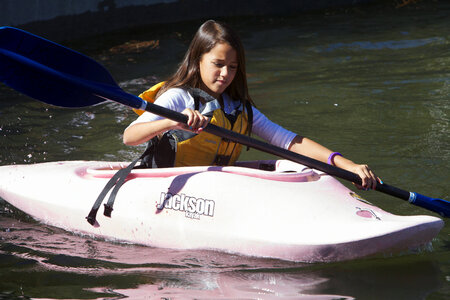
[1,1,449,299]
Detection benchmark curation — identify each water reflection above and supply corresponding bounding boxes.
[0,213,443,299]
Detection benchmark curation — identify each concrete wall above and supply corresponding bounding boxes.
[1,0,178,26]
[1,0,379,41]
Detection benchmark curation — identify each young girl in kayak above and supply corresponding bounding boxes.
[123,20,378,190]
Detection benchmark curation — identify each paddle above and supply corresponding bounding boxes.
[0,26,448,218]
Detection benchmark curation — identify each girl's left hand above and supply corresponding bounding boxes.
[352,164,380,191]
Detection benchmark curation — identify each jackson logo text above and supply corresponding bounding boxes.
[157,192,215,219]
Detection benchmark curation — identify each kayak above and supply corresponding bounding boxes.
[0,160,443,262]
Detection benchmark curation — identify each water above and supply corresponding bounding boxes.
[1,1,449,298]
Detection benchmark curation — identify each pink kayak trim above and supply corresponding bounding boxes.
[81,160,318,182]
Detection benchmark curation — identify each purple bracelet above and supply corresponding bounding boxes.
[327,152,342,166]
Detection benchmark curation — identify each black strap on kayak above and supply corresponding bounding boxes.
[85,148,152,226]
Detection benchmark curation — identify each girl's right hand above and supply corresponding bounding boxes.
[178,108,210,133]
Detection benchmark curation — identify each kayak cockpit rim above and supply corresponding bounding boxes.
[81,160,322,183]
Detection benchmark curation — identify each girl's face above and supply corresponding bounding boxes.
[199,42,238,99]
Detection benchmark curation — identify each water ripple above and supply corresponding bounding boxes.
[312,37,447,53]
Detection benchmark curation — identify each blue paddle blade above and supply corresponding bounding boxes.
[0,26,117,107]
[410,193,450,218]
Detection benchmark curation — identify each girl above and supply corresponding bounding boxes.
[123,20,378,190]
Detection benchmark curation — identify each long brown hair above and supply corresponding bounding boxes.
[157,20,254,106]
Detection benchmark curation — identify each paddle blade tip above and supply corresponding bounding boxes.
[410,192,450,218]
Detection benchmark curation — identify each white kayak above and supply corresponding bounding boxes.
[0,160,443,262]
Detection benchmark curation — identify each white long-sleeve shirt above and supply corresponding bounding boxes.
[128,88,297,149]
